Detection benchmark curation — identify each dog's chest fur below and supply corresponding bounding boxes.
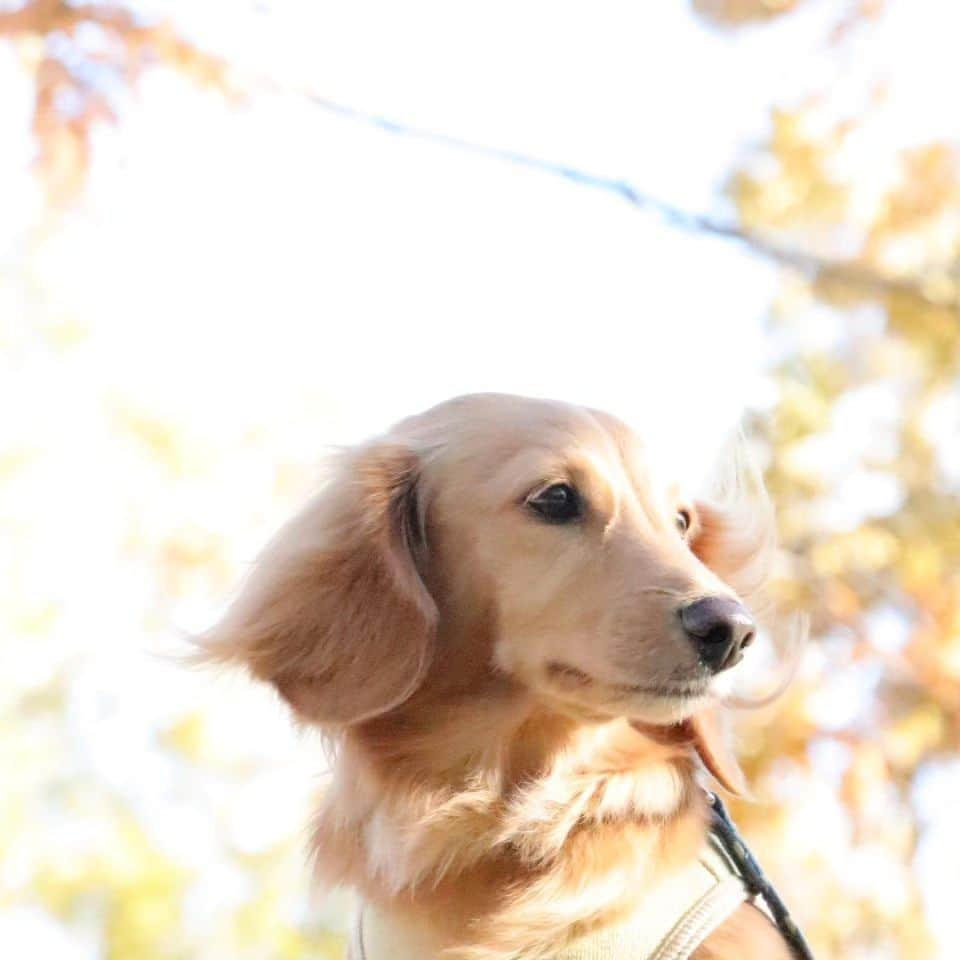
[313,712,714,959]
[350,835,750,960]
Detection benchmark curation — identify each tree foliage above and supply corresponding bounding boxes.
[0,1,228,206]
[711,7,959,958]
[692,0,805,29]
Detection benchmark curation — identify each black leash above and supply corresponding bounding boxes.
[707,792,816,960]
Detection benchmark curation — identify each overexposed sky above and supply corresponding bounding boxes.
[4,0,957,469]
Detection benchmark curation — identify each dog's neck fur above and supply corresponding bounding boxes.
[312,684,708,960]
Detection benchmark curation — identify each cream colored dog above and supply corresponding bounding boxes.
[202,394,790,960]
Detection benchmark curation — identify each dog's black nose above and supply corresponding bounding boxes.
[680,596,756,673]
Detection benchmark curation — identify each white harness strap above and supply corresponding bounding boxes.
[350,836,750,960]
[553,836,749,960]
[351,902,447,960]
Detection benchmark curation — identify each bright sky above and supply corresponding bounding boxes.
[3,0,956,467]
[2,1,959,957]
[4,1,806,476]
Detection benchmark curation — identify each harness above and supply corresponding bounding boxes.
[350,792,814,960]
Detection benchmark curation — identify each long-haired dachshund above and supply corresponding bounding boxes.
[201,394,793,960]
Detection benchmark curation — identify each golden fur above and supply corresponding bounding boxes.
[201,394,791,960]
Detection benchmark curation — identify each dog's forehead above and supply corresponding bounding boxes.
[405,395,624,462]
[399,394,677,499]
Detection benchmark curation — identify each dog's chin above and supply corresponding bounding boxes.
[532,660,715,725]
[622,687,711,726]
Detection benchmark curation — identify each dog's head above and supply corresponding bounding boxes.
[202,394,775,792]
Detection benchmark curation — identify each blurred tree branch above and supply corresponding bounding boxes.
[0,0,230,206]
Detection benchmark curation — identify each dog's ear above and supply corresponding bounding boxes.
[634,706,748,797]
[198,443,437,725]
[690,438,776,609]
[682,704,748,798]
[690,501,774,609]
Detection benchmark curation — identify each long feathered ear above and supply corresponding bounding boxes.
[198,443,437,726]
[634,707,748,797]
[690,434,776,610]
[682,706,749,798]
[684,437,774,797]
[693,436,807,712]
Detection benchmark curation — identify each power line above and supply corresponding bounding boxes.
[275,85,957,311]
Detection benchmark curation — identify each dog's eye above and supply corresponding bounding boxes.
[675,509,692,536]
[527,483,584,523]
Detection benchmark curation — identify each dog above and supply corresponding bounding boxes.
[201,393,793,960]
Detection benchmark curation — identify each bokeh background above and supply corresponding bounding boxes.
[2,1,959,958]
